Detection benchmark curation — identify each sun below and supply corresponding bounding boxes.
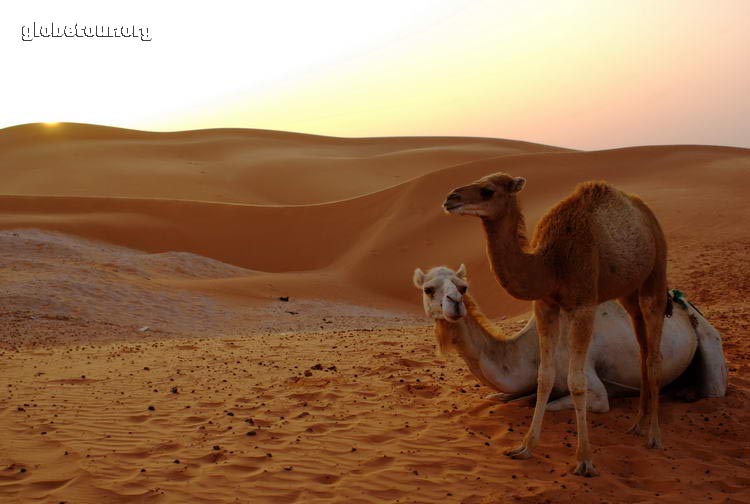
[42,122,59,128]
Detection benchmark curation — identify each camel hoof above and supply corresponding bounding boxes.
[627,421,645,436]
[646,435,662,449]
[504,445,533,460]
[573,460,599,478]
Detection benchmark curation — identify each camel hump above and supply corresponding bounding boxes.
[572,180,617,202]
[532,180,642,250]
[543,180,626,223]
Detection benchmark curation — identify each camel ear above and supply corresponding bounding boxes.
[413,268,425,288]
[456,263,467,279]
[508,177,526,193]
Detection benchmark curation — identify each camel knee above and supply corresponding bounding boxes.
[546,395,573,411]
[589,396,610,413]
[568,376,587,398]
[567,367,588,397]
[549,392,608,413]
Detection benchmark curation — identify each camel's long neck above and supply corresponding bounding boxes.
[435,295,538,394]
[481,200,554,301]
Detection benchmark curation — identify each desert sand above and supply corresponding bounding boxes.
[1,123,749,503]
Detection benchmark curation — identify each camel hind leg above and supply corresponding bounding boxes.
[619,291,652,436]
[639,268,667,449]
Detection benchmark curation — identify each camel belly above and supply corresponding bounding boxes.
[589,302,697,389]
[554,301,697,392]
[477,354,537,396]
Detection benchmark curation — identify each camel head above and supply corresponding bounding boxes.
[443,172,526,218]
[413,264,469,322]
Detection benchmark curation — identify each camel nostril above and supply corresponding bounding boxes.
[446,295,461,304]
[446,192,461,202]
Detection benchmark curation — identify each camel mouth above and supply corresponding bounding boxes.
[443,202,464,214]
[444,313,463,322]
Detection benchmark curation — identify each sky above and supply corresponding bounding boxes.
[3,0,749,149]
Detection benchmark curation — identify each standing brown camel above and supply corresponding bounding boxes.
[443,173,668,477]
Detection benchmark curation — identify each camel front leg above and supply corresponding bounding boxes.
[566,306,599,477]
[504,299,558,460]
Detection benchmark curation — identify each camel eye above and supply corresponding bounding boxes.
[479,187,495,199]
[457,285,467,295]
[423,287,435,296]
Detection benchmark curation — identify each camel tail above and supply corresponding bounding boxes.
[665,290,674,318]
[667,289,701,318]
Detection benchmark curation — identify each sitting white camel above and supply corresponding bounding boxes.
[413,265,727,411]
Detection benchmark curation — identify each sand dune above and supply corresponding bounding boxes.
[1,124,748,318]
[1,123,749,502]
[0,123,568,205]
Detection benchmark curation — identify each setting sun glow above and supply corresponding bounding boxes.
[4,0,749,149]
